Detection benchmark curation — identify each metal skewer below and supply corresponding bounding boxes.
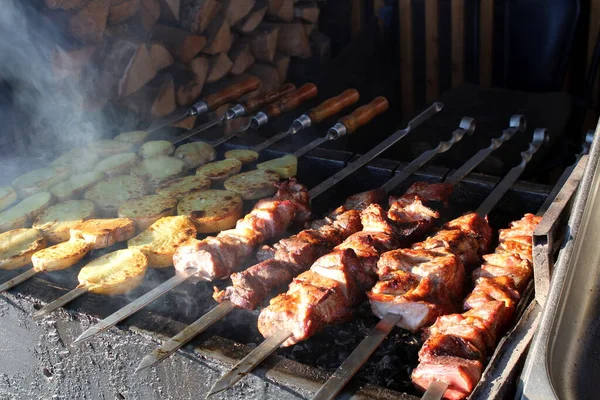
[147,77,261,134]
[72,101,443,345]
[33,286,89,320]
[0,267,39,294]
[311,129,548,400]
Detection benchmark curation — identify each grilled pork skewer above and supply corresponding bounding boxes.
[133,116,478,370]
[412,213,541,400]
[310,128,548,400]
[209,128,543,397]
[72,101,442,342]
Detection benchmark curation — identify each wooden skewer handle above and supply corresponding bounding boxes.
[244,83,296,114]
[265,83,318,119]
[204,76,262,110]
[339,96,389,134]
[307,89,360,124]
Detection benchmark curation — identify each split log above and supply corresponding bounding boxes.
[139,0,161,31]
[222,0,256,27]
[152,24,206,63]
[169,62,206,106]
[52,45,97,80]
[180,0,221,34]
[276,22,311,58]
[121,74,175,117]
[266,0,293,22]
[118,41,157,96]
[303,20,318,37]
[148,42,174,71]
[249,63,280,92]
[229,39,255,76]
[190,56,210,85]
[251,25,279,63]
[207,53,233,83]
[177,81,203,106]
[294,2,320,22]
[158,0,180,22]
[104,0,160,40]
[310,31,331,64]
[108,0,140,25]
[267,0,283,14]
[68,0,110,44]
[234,0,267,34]
[203,16,233,55]
[45,0,85,11]
[272,52,289,82]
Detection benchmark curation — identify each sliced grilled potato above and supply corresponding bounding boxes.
[118,195,178,231]
[31,238,93,272]
[94,152,139,177]
[78,248,148,295]
[128,216,197,268]
[0,192,55,232]
[138,140,174,159]
[155,175,211,200]
[89,139,133,157]
[174,142,216,169]
[256,155,298,179]
[12,166,71,199]
[33,200,96,244]
[50,171,105,202]
[177,190,243,233]
[114,130,149,147]
[223,169,280,200]
[50,148,100,174]
[84,175,148,217]
[0,228,46,270]
[131,156,187,187]
[70,218,135,249]
[195,159,242,186]
[0,186,18,212]
[224,149,259,164]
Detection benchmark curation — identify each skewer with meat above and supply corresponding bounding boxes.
[411,213,541,400]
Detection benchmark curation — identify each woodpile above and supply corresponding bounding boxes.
[44,0,328,128]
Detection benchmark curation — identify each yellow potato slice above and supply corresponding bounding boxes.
[114,130,149,147]
[138,140,174,159]
[0,186,18,212]
[12,166,71,199]
[78,248,148,295]
[223,169,280,200]
[118,195,178,231]
[0,228,46,271]
[256,154,298,178]
[32,200,96,244]
[224,149,260,164]
[84,175,149,217]
[128,216,197,268]
[94,152,139,177]
[0,192,55,233]
[31,238,93,272]
[50,148,100,174]
[89,139,134,157]
[70,218,136,249]
[177,190,243,233]
[131,156,187,187]
[195,159,242,186]
[174,142,216,169]
[50,171,105,202]
[155,175,211,200]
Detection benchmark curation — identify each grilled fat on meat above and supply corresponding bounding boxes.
[258,183,453,347]
[412,213,541,400]
[368,213,492,332]
[173,179,311,281]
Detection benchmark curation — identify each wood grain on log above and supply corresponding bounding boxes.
[108,0,140,25]
[251,25,279,62]
[149,42,174,71]
[229,39,255,76]
[203,16,233,55]
[276,22,311,58]
[234,0,267,33]
[152,24,206,63]
[222,0,256,26]
[68,0,110,44]
[158,0,179,22]
[249,63,280,92]
[180,0,221,34]
[207,53,233,83]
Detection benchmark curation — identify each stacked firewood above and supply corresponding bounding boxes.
[45,0,326,128]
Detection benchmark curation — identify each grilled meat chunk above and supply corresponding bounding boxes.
[412,356,483,400]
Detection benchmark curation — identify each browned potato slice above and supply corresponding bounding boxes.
[177,190,243,233]
[70,218,135,249]
[32,200,96,244]
[50,148,100,173]
[223,169,280,200]
[50,171,105,202]
[128,216,197,268]
[224,149,259,164]
[0,228,46,271]
[89,139,133,157]
[84,175,148,218]
[12,166,71,199]
[0,186,18,212]
[155,175,211,200]
[31,238,93,272]
[195,159,242,186]
[78,248,148,295]
[138,140,174,159]
[118,195,178,231]
[131,156,187,187]
[174,142,216,169]
[0,192,55,233]
[94,153,139,177]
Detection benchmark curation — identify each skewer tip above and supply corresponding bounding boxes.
[32,308,51,320]
[73,326,101,344]
[206,378,230,397]
[135,356,156,373]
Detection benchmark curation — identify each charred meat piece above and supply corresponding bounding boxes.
[412,356,483,400]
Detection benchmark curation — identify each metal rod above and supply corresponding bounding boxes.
[251,127,295,153]
[421,381,450,400]
[0,268,39,293]
[33,286,88,320]
[308,102,444,200]
[170,117,224,145]
[293,137,328,158]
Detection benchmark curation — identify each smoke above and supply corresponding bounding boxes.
[0,0,107,185]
